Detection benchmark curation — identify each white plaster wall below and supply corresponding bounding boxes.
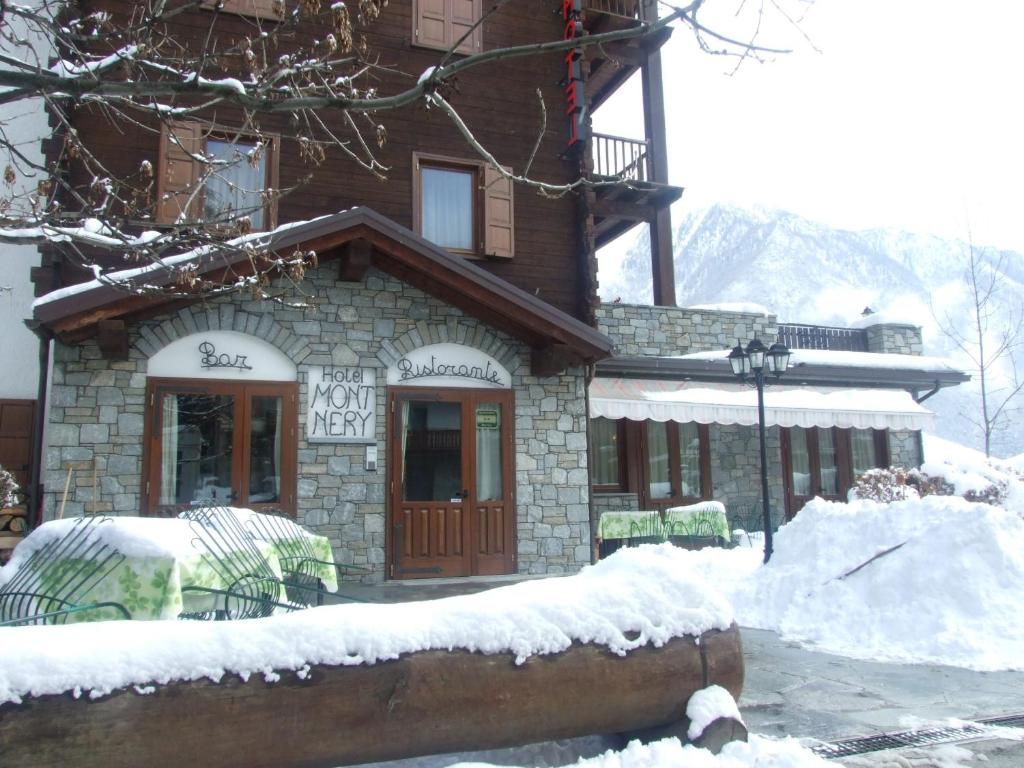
[0,11,52,398]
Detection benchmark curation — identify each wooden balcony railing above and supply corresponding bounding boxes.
[591,133,650,182]
[583,0,641,20]
[778,324,869,352]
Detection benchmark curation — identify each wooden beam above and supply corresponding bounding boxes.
[0,628,744,768]
[531,344,584,377]
[336,238,373,283]
[95,320,129,360]
[592,197,656,222]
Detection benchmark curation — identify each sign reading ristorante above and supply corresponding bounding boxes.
[306,365,376,444]
[386,343,512,389]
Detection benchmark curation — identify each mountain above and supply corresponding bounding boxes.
[599,203,1024,458]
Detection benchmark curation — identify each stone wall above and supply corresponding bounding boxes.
[708,424,786,530]
[596,304,777,357]
[864,323,924,356]
[43,266,591,580]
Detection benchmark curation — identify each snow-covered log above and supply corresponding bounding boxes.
[0,626,742,768]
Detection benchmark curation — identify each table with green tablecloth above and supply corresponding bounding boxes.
[596,510,663,541]
[2,513,339,622]
[664,502,730,542]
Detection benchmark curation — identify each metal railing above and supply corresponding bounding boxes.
[591,133,650,182]
[778,323,869,352]
[584,0,641,20]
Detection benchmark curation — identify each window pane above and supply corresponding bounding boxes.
[476,403,502,502]
[818,429,839,495]
[590,418,621,487]
[249,396,282,503]
[401,401,462,501]
[790,427,811,496]
[204,138,266,229]
[851,429,879,478]
[160,393,235,505]
[647,421,670,499]
[678,422,702,497]
[422,166,474,250]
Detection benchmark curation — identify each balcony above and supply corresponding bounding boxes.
[589,133,682,248]
[579,0,672,111]
[778,324,869,352]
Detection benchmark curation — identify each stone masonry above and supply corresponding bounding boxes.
[43,265,591,580]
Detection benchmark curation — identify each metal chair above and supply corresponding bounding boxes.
[245,509,368,606]
[667,510,722,550]
[627,513,666,547]
[0,515,131,626]
[178,504,303,620]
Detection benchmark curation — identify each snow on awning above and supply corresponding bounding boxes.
[589,378,935,430]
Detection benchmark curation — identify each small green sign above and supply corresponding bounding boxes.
[476,410,499,429]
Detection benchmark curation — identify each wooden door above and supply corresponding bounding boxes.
[388,389,514,579]
[0,400,34,500]
[782,427,851,519]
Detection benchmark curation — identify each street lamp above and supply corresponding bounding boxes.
[728,338,791,563]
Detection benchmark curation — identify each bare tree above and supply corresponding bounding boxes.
[0,0,796,303]
[934,233,1024,457]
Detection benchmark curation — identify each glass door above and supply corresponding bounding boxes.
[388,388,514,579]
[782,426,851,519]
[145,379,297,515]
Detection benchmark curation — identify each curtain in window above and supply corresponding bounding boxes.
[422,167,473,250]
[678,422,702,497]
[647,421,670,499]
[476,403,502,502]
[159,395,179,505]
[818,429,839,495]
[790,427,811,496]
[204,138,266,229]
[851,429,878,478]
[590,418,620,486]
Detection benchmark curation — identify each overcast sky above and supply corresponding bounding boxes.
[594,0,1024,256]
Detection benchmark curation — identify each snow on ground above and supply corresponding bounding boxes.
[0,544,732,704]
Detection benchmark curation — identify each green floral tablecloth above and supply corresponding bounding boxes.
[596,511,662,540]
[665,502,730,541]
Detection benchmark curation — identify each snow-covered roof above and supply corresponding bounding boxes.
[677,348,963,374]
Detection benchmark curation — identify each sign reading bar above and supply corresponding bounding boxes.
[307,366,377,444]
[386,343,512,389]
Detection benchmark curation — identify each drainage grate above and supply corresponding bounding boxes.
[978,713,1024,730]
[811,722,993,759]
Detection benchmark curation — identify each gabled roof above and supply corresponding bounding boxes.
[32,207,613,366]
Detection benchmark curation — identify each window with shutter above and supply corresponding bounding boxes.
[156,123,279,231]
[413,153,514,259]
[413,0,482,54]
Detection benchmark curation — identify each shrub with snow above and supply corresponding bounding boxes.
[851,466,1008,508]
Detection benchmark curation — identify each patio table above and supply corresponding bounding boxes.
[1,513,338,621]
[664,501,730,542]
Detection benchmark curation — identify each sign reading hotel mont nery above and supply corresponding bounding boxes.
[307,366,377,444]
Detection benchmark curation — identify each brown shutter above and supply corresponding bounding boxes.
[156,121,203,225]
[451,0,482,54]
[415,0,449,49]
[483,164,514,258]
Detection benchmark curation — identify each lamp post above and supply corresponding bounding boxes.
[728,338,791,564]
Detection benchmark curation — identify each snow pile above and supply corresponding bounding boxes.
[731,495,1024,670]
[686,685,744,741]
[0,543,733,704]
[450,735,832,768]
[921,433,1024,514]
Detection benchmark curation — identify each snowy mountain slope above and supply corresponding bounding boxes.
[598,204,1024,457]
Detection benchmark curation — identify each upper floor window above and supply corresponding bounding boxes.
[413,152,514,259]
[157,122,279,232]
[413,0,482,54]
